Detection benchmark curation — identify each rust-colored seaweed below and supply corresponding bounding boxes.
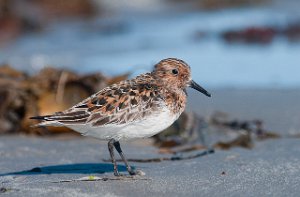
[0,65,128,135]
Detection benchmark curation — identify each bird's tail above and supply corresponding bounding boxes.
[30,115,51,121]
[30,115,63,127]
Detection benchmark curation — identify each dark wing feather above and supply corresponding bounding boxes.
[30,110,90,124]
[87,80,165,126]
[32,73,165,126]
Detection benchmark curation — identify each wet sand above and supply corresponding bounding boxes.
[188,88,300,135]
[1,89,300,196]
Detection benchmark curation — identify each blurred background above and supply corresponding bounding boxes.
[1,0,300,141]
[1,0,300,88]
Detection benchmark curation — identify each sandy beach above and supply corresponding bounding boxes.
[1,88,299,197]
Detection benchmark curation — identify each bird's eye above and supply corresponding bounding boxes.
[172,69,178,75]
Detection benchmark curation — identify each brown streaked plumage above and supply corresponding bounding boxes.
[30,58,211,176]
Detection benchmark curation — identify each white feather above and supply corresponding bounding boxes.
[66,108,178,141]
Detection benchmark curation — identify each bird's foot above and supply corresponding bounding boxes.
[128,169,137,176]
[114,169,145,177]
[114,170,123,177]
[129,169,146,176]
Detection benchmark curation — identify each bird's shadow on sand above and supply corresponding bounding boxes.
[0,163,130,176]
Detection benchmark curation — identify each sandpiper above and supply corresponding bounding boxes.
[31,58,211,176]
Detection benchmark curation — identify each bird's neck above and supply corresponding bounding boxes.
[163,87,187,117]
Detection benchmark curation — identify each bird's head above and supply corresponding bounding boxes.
[152,58,211,97]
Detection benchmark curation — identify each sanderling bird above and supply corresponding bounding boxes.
[31,58,211,176]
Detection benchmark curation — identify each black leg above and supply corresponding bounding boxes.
[108,139,120,176]
[113,141,136,176]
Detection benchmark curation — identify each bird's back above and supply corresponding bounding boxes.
[32,72,182,127]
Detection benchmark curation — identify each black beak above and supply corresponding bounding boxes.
[189,80,211,97]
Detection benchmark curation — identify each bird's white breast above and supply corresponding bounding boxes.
[68,109,178,141]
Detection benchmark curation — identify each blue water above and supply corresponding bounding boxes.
[1,8,300,88]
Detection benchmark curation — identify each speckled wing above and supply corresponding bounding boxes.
[36,74,165,127]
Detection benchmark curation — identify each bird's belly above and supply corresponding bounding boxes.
[68,110,178,141]
[119,110,178,140]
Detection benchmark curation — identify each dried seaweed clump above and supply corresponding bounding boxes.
[0,65,128,135]
[154,111,280,151]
